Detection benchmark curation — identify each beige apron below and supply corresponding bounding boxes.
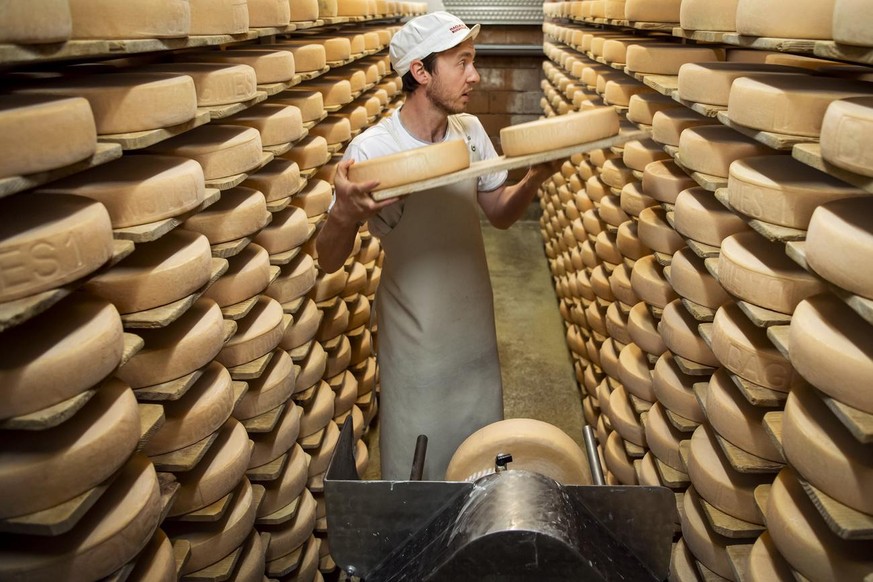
[375,157,504,481]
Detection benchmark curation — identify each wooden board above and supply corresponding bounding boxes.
[221,295,260,322]
[796,475,873,540]
[699,496,765,539]
[793,143,873,195]
[370,131,647,201]
[721,34,816,54]
[655,456,690,488]
[99,111,211,151]
[672,28,728,43]
[134,369,205,403]
[0,389,96,431]
[737,300,792,328]
[265,543,304,578]
[137,403,166,451]
[716,111,816,151]
[682,298,717,322]
[814,40,873,65]
[766,325,791,360]
[762,411,785,460]
[241,403,286,434]
[726,543,755,582]
[174,490,233,523]
[228,350,276,381]
[818,390,873,445]
[730,372,787,408]
[149,430,220,473]
[666,407,701,434]
[183,544,243,582]
[686,239,721,260]
[211,236,252,259]
[713,188,808,243]
[256,492,302,526]
[0,142,122,199]
[674,354,716,377]
[113,188,222,243]
[673,155,728,192]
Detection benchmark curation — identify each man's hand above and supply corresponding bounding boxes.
[331,159,398,227]
[527,159,564,184]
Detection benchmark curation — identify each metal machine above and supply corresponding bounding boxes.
[325,420,677,581]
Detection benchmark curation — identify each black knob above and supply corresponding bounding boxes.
[495,453,513,469]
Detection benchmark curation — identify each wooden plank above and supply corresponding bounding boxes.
[0,142,122,199]
[674,154,728,191]
[814,41,873,66]
[762,411,785,460]
[696,559,732,581]
[699,496,765,539]
[682,298,717,322]
[766,326,791,360]
[265,543,304,578]
[737,300,792,328]
[729,372,788,408]
[753,483,771,522]
[120,332,145,368]
[228,349,276,380]
[716,111,817,151]
[686,239,721,259]
[721,33,817,54]
[713,189,807,242]
[298,426,326,450]
[256,492,302,526]
[655,455,690,488]
[137,403,166,451]
[726,544,755,582]
[672,94,725,118]
[173,539,192,579]
[623,439,646,459]
[221,295,260,322]
[173,490,233,523]
[240,402,287,434]
[183,544,243,582]
[818,391,873,445]
[672,28,728,43]
[134,369,204,402]
[0,389,96,431]
[714,429,784,474]
[797,475,873,540]
[150,430,220,472]
[674,354,716,377]
[211,236,252,259]
[99,111,211,150]
[698,322,714,349]
[370,131,647,201]
[0,474,114,535]
[793,142,873,195]
[113,188,222,243]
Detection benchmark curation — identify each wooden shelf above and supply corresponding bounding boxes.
[713,188,807,243]
[674,154,728,192]
[150,430,219,473]
[228,349,276,381]
[729,371,788,408]
[793,143,873,194]
[766,325,791,360]
[715,111,816,152]
[797,475,873,540]
[134,368,206,403]
[814,40,873,66]
[721,33,816,54]
[99,111,211,151]
[0,388,96,431]
[247,450,288,482]
[699,496,765,539]
[113,188,222,243]
[256,490,302,526]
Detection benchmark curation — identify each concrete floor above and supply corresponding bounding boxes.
[361,219,584,479]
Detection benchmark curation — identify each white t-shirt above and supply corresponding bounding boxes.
[341,106,508,237]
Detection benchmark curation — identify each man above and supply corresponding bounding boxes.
[316,11,558,480]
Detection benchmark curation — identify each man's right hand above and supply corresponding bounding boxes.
[331,159,398,228]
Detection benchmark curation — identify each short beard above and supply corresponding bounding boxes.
[425,77,465,115]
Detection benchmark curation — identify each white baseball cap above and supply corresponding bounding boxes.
[389,11,481,77]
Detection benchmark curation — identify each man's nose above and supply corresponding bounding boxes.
[468,64,480,84]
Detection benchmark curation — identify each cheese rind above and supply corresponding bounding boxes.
[681,487,737,579]
[820,97,873,177]
[183,186,269,244]
[641,160,696,204]
[0,0,72,43]
[631,255,678,309]
[651,107,714,147]
[653,351,705,423]
[144,62,257,107]
[69,0,190,39]
[674,186,750,247]
[148,124,264,180]
[348,139,469,190]
[806,198,873,299]
[678,125,774,178]
[628,301,667,356]
[679,0,739,32]
[218,297,285,367]
[180,49,296,84]
[735,0,835,40]
[500,108,620,157]
[670,247,732,309]
[242,158,303,202]
[626,45,723,75]
[659,299,718,367]
[202,243,271,307]
[746,532,795,582]
[706,368,782,460]
[188,0,249,35]
[624,0,681,22]
[225,103,305,146]
[833,0,873,46]
[247,0,291,26]
[249,402,301,468]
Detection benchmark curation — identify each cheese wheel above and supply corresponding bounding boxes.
[282,135,329,170]
[706,368,780,461]
[295,341,327,393]
[711,303,800,391]
[291,79,352,108]
[37,155,206,229]
[18,73,197,135]
[718,231,826,313]
[334,105,369,132]
[249,401,301,468]
[0,95,96,179]
[268,252,317,304]
[790,295,873,412]
[688,424,768,524]
[595,229,623,263]
[782,381,873,514]
[258,443,308,517]
[735,0,835,39]
[599,338,623,380]
[282,297,322,350]
[299,380,335,437]
[446,418,592,484]
[604,430,638,485]
[631,255,678,309]
[681,487,738,579]
[170,418,251,516]
[247,0,291,26]
[618,342,657,402]
[670,247,731,309]
[0,297,123,420]
[262,489,316,561]
[347,139,468,190]
[627,92,683,125]
[323,70,366,94]
[660,299,718,366]
[244,158,304,203]
[0,454,161,582]
[626,45,723,75]
[337,0,370,16]
[324,333,351,377]
[332,370,359,415]
[622,139,670,173]
[290,0,320,21]
[678,63,804,107]
[202,243,271,307]
[69,0,189,39]
[652,352,704,422]
[316,299,349,341]
[253,206,309,256]
[84,230,212,314]
[188,0,249,35]
[679,0,739,31]
[645,402,687,470]
[619,182,656,218]
[766,468,873,581]
[310,268,348,302]
[602,38,661,65]
[603,78,655,107]
[624,0,681,22]
[346,294,371,330]
[806,198,873,300]
[820,97,873,177]
[637,206,685,254]
[307,420,340,475]
[234,349,295,420]
[606,302,633,345]
[641,160,697,204]
[638,452,662,487]
[0,193,113,302]
[0,379,139,519]
[218,296,285,367]
[500,107,620,157]
[228,530,264,582]
[728,75,873,138]
[833,0,873,46]
[678,125,775,178]
[609,263,640,307]
[628,301,667,356]
[616,220,652,261]
[148,124,263,180]
[279,45,327,74]
[651,107,714,147]
[226,103,305,146]
[143,62,257,107]
[309,116,351,145]
[127,529,176,582]
[117,298,225,387]
[746,532,795,582]
[600,159,636,190]
[674,186,750,247]
[0,0,72,43]
[181,49,295,84]
[184,186,269,244]
[608,384,647,446]
[291,178,332,217]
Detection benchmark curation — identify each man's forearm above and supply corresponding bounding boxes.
[315,212,359,273]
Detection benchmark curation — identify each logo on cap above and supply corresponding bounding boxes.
[449,24,468,33]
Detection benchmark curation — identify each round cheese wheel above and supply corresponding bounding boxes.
[188,0,250,35]
[599,338,623,381]
[745,532,795,582]
[670,248,732,309]
[728,75,873,138]
[627,301,667,356]
[307,420,340,476]
[0,0,72,43]
[598,196,630,229]
[679,0,739,31]
[226,103,305,146]
[347,139,469,190]
[645,402,687,471]
[638,452,662,486]
[820,97,873,178]
[268,252,317,304]
[309,268,348,303]
[19,73,197,135]
[604,430,638,485]
[298,380,335,437]
[641,160,697,204]
[0,95,96,179]
[127,529,176,582]
[782,382,873,514]
[295,79,352,108]
[263,489,316,562]
[627,45,723,76]
[833,0,873,46]
[149,123,263,180]
[217,296,285,367]
[170,417,251,516]
[332,370,359,416]
[258,443,308,517]
[234,349,295,420]
[627,92,684,126]
[0,297,123,419]
[608,267,639,316]
[623,139,670,172]
[291,178,332,217]
[37,155,206,229]
[445,418,592,485]
[638,206,686,254]
[681,486,737,580]
[242,159,303,202]
[618,342,657,402]
[660,299,718,366]
[247,0,291,26]
[669,539,700,582]
[144,362,233,456]
[283,297,322,350]
[653,352,705,423]
[86,229,212,313]
[624,0,681,22]
[606,302,633,348]
[711,303,800,392]
[766,468,873,581]
[290,0,318,19]
[182,49,295,84]
[678,63,805,107]
[735,0,835,39]
[274,91,325,123]
[230,530,265,582]
[0,453,161,581]
[0,193,113,302]
[651,107,715,147]
[616,220,652,261]
[317,300,349,343]
[324,333,351,377]
[604,77,655,108]
[346,294,371,331]
[678,125,775,178]
[500,107,620,157]
[117,298,225,388]
[608,384,647,447]
[254,206,309,255]
[632,255,679,309]
[183,186,269,244]
[309,115,351,146]
[718,231,826,314]
[144,62,257,107]
[790,295,873,413]
[619,182,657,218]
[674,186,750,247]
[706,368,779,461]
[688,424,769,524]
[282,135,330,170]
[600,159,636,190]
[69,0,189,39]
[202,243,271,307]
[0,379,139,519]
[295,344,328,395]
[249,402,301,468]
[806,197,873,299]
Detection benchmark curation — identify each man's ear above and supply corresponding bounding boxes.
[410,60,431,85]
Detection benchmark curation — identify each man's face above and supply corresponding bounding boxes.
[425,38,480,115]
